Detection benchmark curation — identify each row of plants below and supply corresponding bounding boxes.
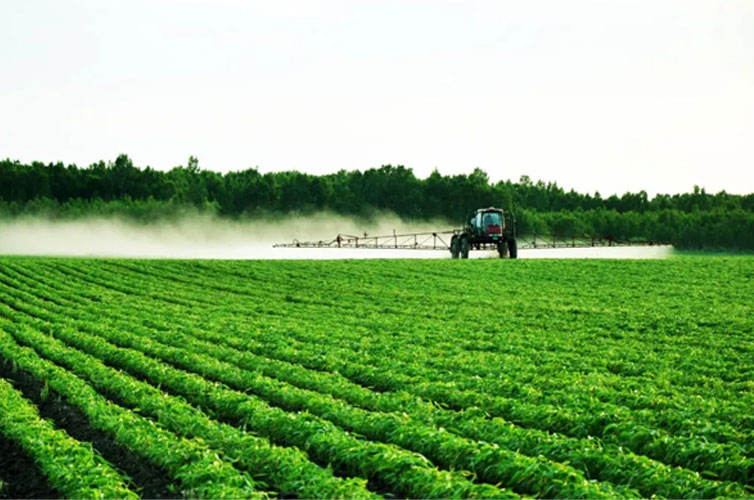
[0,378,138,499]
[0,323,268,499]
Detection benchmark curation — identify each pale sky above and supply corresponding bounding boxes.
[1,0,752,197]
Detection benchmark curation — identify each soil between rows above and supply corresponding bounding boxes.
[0,435,59,499]
[0,358,177,499]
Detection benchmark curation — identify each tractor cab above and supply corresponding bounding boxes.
[469,208,505,239]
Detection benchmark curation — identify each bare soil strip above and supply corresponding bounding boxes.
[0,434,59,499]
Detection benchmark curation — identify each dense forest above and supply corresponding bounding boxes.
[1,155,753,249]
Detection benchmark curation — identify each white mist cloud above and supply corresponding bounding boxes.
[0,214,670,259]
[0,214,452,259]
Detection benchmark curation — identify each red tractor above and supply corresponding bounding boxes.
[450,207,517,259]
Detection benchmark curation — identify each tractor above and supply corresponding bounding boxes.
[450,207,517,259]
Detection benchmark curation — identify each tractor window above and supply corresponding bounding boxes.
[483,212,502,227]
[474,212,483,229]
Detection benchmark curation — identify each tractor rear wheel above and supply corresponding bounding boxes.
[460,236,470,259]
[508,237,518,259]
[450,235,460,259]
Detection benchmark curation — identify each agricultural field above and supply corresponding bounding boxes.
[0,255,752,499]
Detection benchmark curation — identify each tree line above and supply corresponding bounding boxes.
[1,155,752,249]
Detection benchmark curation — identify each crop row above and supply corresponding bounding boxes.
[0,324,269,499]
[0,377,138,499]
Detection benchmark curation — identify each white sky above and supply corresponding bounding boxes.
[1,0,752,197]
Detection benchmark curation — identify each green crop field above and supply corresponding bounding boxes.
[0,256,752,499]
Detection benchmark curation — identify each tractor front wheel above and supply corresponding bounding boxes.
[450,235,460,259]
[460,236,470,259]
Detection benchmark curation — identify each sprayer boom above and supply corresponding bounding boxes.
[272,208,667,258]
[273,230,456,250]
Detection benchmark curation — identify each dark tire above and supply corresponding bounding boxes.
[497,241,508,258]
[450,235,460,259]
[508,237,518,259]
[460,236,470,259]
